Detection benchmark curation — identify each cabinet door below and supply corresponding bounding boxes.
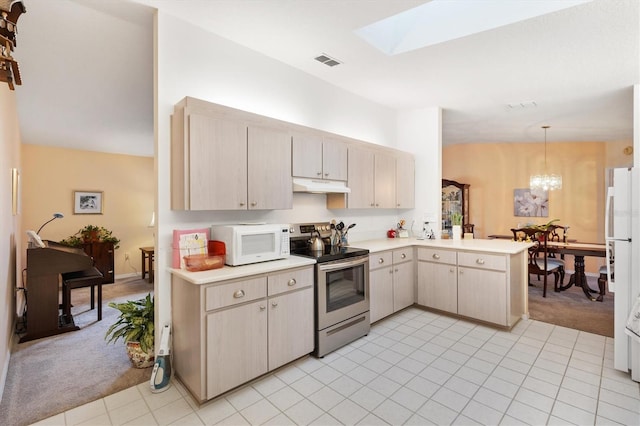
[206,300,268,399]
[374,153,396,208]
[396,153,415,209]
[83,242,115,284]
[188,113,247,210]
[322,137,348,181]
[268,287,314,370]
[248,126,293,210]
[417,261,458,313]
[369,266,394,323]
[393,261,414,312]
[457,267,507,325]
[292,134,323,179]
[347,147,374,208]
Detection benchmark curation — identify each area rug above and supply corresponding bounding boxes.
[0,277,154,426]
[528,274,614,337]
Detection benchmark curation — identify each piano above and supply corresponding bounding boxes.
[21,240,102,343]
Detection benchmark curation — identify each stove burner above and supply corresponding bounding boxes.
[289,222,369,263]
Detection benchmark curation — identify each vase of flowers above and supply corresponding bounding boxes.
[451,213,463,240]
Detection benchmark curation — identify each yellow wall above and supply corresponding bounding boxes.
[443,140,633,274]
[21,145,154,278]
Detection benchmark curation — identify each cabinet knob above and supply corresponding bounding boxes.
[317,172,322,176]
[450,268,454,273]
[389,269,393,274]
[271,301,278,308]
[378,258,384,264]
[108,270,114,274]
[476,259,485,265]
[401,253,406,259]
[239,202,246,206]
[260,305,266,311]
[324,173,329,177]
[397,204,400,207]
[233,289,245,299]
[432,254,440,260]
[375,203,379,207]
[370,203,375,207]
[394,268,399,272]
[251,201,257,207]
[288,278,296,286]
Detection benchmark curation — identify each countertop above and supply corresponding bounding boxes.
[170,238,532,285]
[351,237,533,255]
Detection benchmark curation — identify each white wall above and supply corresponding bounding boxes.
[0,87,21,401]
[154,12,441,332]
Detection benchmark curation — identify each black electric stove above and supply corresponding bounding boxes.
[289,222,369,263]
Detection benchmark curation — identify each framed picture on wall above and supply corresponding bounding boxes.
[74,190,103,214]
[514,188,548,217]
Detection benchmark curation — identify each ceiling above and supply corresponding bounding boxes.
[13,0,639,157]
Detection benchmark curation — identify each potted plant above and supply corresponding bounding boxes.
[451,212,463,240]
[105,293,155,368]
[60,225,120,249]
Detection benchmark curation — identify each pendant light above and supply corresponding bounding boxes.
[530,125,562,191]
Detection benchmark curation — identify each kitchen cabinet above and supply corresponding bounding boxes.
[396,152,415,209]
[292,134,347,181]
[347,146,396,209]
[171,97,291,210]
[442,179,470,235]
[416,247,524,327]
[369,248,415,323]
[417,248,457,313]
[172,266,314,402]
[81,241,115,284]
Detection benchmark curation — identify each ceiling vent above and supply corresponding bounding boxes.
[314,54,341,67]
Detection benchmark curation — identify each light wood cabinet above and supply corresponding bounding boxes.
[369,248,415,323]
[206,300,268,398]
[416,247,524,327]
[396,153,415,209]
[171,98,292,211]
[247,126,292,210]
[347,147,396,209]
[292,134,347,181]
[417,248,458,313]
[172,265,314,402]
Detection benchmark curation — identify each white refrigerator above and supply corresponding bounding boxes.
[606,167,639,381]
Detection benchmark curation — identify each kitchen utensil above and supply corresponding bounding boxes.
[336,222,344,232]
[309,230,325,252]
[344,223,356,235]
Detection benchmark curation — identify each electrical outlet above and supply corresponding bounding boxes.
[125,252,130,261]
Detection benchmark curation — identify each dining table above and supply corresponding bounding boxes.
[546,240,607,301]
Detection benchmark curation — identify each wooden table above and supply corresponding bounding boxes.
[546,241,606,301]
[140,246,154,283]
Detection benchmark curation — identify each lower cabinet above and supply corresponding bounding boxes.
[369,248,415,323]
[82,242,115,284]
[417,248,457,313]
[417,247,524,327]
[173,266,314,402]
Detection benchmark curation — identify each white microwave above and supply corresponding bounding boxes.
[210,224,290,266]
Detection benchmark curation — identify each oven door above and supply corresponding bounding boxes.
[316,255,369,331]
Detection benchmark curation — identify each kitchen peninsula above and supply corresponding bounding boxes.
[170,237,531,403]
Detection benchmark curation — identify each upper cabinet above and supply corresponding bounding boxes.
[346,146,414,209]
[396,152,415,209]
[171,97,292,211]
[442,179,469,234]
[292,135,347,181]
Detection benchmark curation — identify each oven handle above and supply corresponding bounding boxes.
[317,255,369,272]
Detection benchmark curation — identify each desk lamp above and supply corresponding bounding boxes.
[36,212,64,235]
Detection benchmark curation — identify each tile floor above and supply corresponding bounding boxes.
[33,308,640,425]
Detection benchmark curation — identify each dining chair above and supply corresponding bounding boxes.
[546,224,567,285]
[511,227,562,297]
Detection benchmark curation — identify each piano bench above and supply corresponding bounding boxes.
[61,267,104,323]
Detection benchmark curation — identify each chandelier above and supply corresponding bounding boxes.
[530,125,562,191]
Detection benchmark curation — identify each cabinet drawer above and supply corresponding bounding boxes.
[393,248,413,264]
[458,251,506,271]
[370,251,393,270]
[205,277,267,311]
[268,267,313,296]
[417,248,456,265]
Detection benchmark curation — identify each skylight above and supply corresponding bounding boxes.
[355,0,593,55]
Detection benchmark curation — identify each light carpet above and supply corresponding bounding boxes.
[0,277,154,426]
[528,274,614,337]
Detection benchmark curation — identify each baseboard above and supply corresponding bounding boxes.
[0,317,17,403]
[115,272,140,280]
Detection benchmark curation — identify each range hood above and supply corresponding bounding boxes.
[293,178,351,194]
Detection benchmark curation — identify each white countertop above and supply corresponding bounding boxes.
[170,256,316,285]
[351,237,533,255]
[170,238,531,285]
